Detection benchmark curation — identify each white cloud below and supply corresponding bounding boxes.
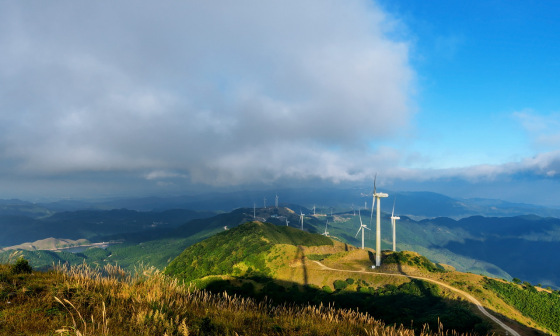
[513,110,560,148]
[0,0,415,192]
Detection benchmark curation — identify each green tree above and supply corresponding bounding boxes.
[11,258,32,274]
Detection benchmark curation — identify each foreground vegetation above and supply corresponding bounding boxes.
[485,278,560,334]
[0,261,486,336]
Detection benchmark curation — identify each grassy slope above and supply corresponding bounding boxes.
[165,221,332,281]
[165,222,551,335]
[0,263,470,336]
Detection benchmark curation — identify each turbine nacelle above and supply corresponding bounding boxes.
[374,192,389,198]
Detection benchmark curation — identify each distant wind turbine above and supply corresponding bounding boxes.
[371,174,388,266]
[322,220,329,236]
[253,202,256,219]
[286,218,290,227]
[355,210,370,249]
[264,197,267,209]
[391,198,400,252]
[300,211,304,230]
[275,194,279,208]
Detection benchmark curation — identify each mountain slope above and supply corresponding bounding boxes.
[165,221,332,281]
[165,222,552,335]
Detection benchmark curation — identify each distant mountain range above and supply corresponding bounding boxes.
[4,187,559,217]
[2,188,560,289]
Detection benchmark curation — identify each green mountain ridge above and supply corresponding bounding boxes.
[165,221,332,281]
[163,221,550,335]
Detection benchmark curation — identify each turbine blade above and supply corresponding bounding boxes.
[369,195,375,227]
[392,197,395,217]
[355,226,362,238]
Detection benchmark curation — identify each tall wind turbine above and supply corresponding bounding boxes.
[286,218,290,227]
[275,194,279,208]
[391,198,400,252]
[300,211,304,230]
[371,174,388,266]
[355,210,370,249]
[322,220,329,236]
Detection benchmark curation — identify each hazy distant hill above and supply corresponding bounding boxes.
[3,196,560,289]
[0,208,214,246]
[15,187,560,218]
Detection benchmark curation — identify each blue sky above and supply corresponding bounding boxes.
[380,0,560,168]
[377,0,560,206]
[1,1,560,206]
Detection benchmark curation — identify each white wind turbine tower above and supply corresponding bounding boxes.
[391,198,400,252]
[300,211,304,230]
[322,220,329,236]
[355,210,370,249]
[370,174,388,266]
[285,218,290,227]
[275,194,279,208]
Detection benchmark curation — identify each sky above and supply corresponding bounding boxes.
[1,0,560,206]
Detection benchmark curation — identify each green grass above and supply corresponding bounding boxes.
[384,251,446,273]
[165,221,332,281]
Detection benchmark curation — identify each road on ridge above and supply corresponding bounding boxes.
[311,260,520,336]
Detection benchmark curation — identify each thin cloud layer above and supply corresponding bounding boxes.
[0,0,414,193]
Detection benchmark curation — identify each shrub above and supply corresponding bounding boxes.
[345,278,355,285]
[11,258,32,274]
[333,280,348,291]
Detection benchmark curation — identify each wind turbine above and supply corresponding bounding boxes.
[300,211,304,230]
[253,202,256,219]
[275,194,279,208]
[391,198,400,252]
[322,220,329,236]
[313,205,316,215]
[371,174,388,266]
[286,218,290,227]
[355,210,370,249]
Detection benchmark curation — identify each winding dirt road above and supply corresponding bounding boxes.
[311,260,520,336]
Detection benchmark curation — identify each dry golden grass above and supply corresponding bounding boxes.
[0,262,485,336]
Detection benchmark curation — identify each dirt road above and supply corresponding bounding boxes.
[311,260,520,336]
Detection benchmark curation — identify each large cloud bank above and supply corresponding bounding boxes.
[0,0,414,194]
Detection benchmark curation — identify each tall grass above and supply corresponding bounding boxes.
[0,262,485,335]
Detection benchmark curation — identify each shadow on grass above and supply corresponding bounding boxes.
[202,275,491,335]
